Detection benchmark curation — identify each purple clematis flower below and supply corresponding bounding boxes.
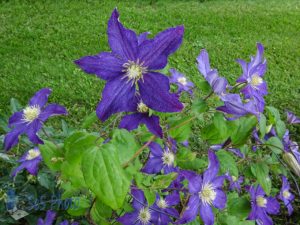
[217,93,259,119]
[225,173,243,192]
[151,192,180,225]
[141,142,177,174]
[119,99,163,138]
[286,110,300,124]
[236,43,268,112]
[278,175,294,215]
[197,49,228,95]
[178,151,226,225]
[247,185,280,225]
[169,68,194,95]
[118,188,153,225]
[75,9,184,121]
[283,130,300,162]
[12,147,42,177]
[37,210,56,225]
[37,210,78,225]
[4,88,67,151]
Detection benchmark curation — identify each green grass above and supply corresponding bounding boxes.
[1,0,300,124]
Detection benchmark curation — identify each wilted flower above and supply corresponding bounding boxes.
[12,147,42,177]
[169,68,194,95]
[197,49,228,95]
[151,192,180,225]
[236,43,267,112]
[75,9,184,121]
[178,151,226,225]
[286,110,300,124]
[278,175,294,215]
[226,173,243,192]
[119,99,163,138]
[4,88,67,151]
[217,94,259,119]
[283,152,300,177]
[142,142,177,174]
[118,188,153,225]
[247,185,280,225]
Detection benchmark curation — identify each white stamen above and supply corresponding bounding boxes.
[26,149,41,160]
[138,207,151,225]
[157,198,168,209]
[199,183,216,205]
[162,152,175,166]
[122,60,147,85]
[137,102,149,113]
[256,196,267,207]
[178,77,187,86]
[23,105,41,123]
[231,176,237,182]
[283,190,291,199]
[250,74,263,87]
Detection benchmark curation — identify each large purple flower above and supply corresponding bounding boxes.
[151,192,180,225]
[197,49,228,95]
[178,151,226,225]
[119,99,163,138]
[141,142,177,174]
[236,43,267,112]
[118,188,153,225]
[287,110,300,124]
[247,185,280,225]
[278,175,294,215]
[169,68,194,95]
[217,93,259,119]
[4,88,67,151]
[75,9,184,121]
[12,147,42,177]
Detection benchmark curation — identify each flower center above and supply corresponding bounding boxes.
[123,60,147,85]
[283,190,291,199]
[137,102,149,113]
[23,105,41,123]
[231,176,237,182]
[256,196,267,207]
[250,74,263,87]
[157,199,168,209]
[199,183,216,205]
[138,207,151,225]
[162,152,175,166]
[26,149,41,160]
[178,77,187,86]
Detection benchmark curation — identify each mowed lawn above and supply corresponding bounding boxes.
[0,0,300,124]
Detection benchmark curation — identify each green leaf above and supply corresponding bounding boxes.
[227,193,251,219]
[82,111,98,129]
[151,173,177,189]
[213,112,228,139]
[110,129,139,165]
[202,123,228,144]
[90,199,112,225]
[82,145,130,210]
[67,197,90,216]
[192,99,208,114]
[231,116,257,146]
[10,98,22,113]
[61,132,101,189]
[216,150,238,177]
[251,162,271,195]
[259,114,267,139]
[275,120,286,139]
[266,106,280,124]
[37,171,55,191]
[169,116,192,142]
[266,137,283,154]
[143,189,156,206]
[39,140,64,172]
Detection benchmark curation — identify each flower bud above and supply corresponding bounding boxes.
[283,152,300,177]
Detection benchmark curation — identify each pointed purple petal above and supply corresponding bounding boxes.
[180,170,202,194]
[141,157,163,174]
[117,211,139,225]
[74,52,125,81]
[26,120,43,144]
[143,115,163,138]
[96,78,137,121]
[4,125,26,151]
[138,72,183,113]
[199,203,214,225]
[203,151,219,184]
[119,113,142,131]
[197,49,211,77]
[44,210,56,225]
[148,142,164,157]
[138,32,150,46]
[132,188,147,210]
[108,9,138,60]
[212,189,226,209]
[177,195,200,224]
[265,197,280,215]
[8,111,23,128]
[138,26,184,70]
[39,104,68,122]
[29,88,51,108]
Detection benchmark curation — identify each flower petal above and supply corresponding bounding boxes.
[143,115,163,138]
[29,88,52,108]
[4,125,26,151]
[138,26,184,70]
[96,78,137,121]
[138,72,183,113]
[265,197,280,215]
[180,170,202,194]
[149,142,164,157]
[117,211,139,225]
[26,120,43,144]
[212,189,227,209]
[108,9,138,60]
[203,150,219,184]
[177,195,200,224]
[39,104,68,122]
[8,111,23,128]
[197,49,211,77]
[141,156,163,174]
[131,188,147,210]
[199,203,214,225]
[74,52,125,81]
